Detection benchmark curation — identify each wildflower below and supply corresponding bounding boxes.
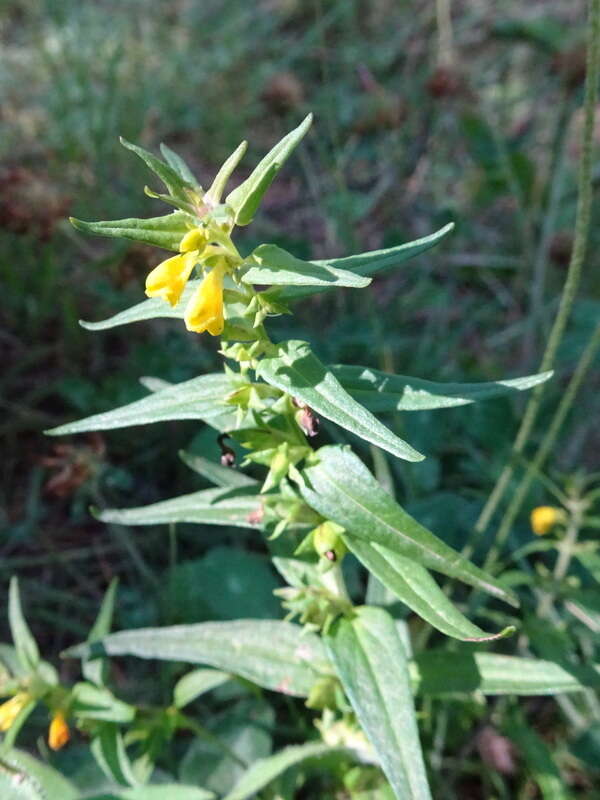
[145,227,207,306]
[48,711,70,751]
[0,692,30,732]
[531,505,562,536]
[184,262,226,335]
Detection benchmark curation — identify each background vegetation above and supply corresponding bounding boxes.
[2,0,599,796]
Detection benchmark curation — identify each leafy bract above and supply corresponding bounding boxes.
[94,486,263,530]
[327,607,432,800]
[345,537,514,641]
[83,578,118,686]
[300,446,517,606]
[257,341,424,462]
[206,141,248,204]
[8,578,39,672]
[226,114,312,225]
[70,211,191,251]
[333,365,554,412]
[120,137,195,201]
[160,142,202,189]
[45,374,236,436]
[66,620,327,697]
[243,244,371,288]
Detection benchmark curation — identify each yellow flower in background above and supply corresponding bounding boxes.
[145,227,207,306]
[0,692,30,732]
[184,263,226,335]
[48,711,70,751]
[531,505,561,536]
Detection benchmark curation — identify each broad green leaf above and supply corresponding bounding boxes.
[327,607,432,800]
[86,787,215,800]
[120,137,194,200]
[411,651,600,695]
[160,143,202,189]
[206,141,248,204]
[257,341,424,462]
[263,222,455,303]
[45,374,236,436]
[94,486,263,529]
[223,743,349,800]
[179,451,258,488]
[70,211,190,251]
[8,579,39,672]
[243,244,371,288]
[0,750,77,799]
[71,682,135,722]
[91,723,139,788]
[226,114,312,225]
[333,365,554,412]
[84,579,118,686]
[66,621,327,697]
[300,446,517,606]
[174,669,232,708]
[345,537,514,641]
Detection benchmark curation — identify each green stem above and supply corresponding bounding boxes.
[474,0,600,538]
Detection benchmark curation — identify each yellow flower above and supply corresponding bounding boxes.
[48,711,70,751]
[0,692,30,732]
[531,505,561,536]
[145,228,207,307]
[184,263,225,335]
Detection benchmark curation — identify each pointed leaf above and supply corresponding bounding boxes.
[85,787,215,800]
[226,114,312,225]
[1,750,78,799]
[95,486,263,530]
[70,211,190,251]
[91,723,139,787]
[333,365,554,412]
[174,669,232,708]
[120,137,194,200]
[206,141,248,204]
[326,607,432,800]
[179,451,258,488]
[84,578,119,686]
[65,621,327,697]
[71,681,135,722]
[45,374,236,436]
[160,142,202,189]
[243,244,371,288]
[257,341,424,462]
[8,578,39,672]
[300,446,518,606]
[345,537,514,641]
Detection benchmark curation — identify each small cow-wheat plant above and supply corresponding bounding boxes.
[1,116,567,798]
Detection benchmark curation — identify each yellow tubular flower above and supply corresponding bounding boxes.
[0,692,30,732]
[184,263,226,335]
[145,228,207,307]
[531,505,561,536]
[48,711,70,751]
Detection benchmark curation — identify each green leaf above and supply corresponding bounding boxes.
[345,537,514,641]
[94,486,263,530]
[0,766,44,800]
[71,682,136,722]
[179,451,258,488]
[264,222,455,303]
[226,114,312,225]
[91,723,139,788]
[120,137,194,201]
[243,244,371,288]
[326,607,432,800]
[85,787,215,800]
[45,374,236,436]
[206,141,248,204]
[411,651,600,695]
[333,365,554,412]
[174,669,232,708]
[299,446,517,606]
[65,621,327,697]
[84,579,118,686]
[160,143,202,189]
[0,750,78,800]
[8,578,39,672]
[507,713,569,800]
[70,211,191,251]
[257,341,424,462]
[223,742,349,800]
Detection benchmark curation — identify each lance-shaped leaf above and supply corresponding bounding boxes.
[243,244,371,289]
[411,651,600,695]
[71,681,136,723]
[83,578,118,686]
[120,137,195,201]
[1,750,78,799]
[65,620,327,697]
[226,113,312,225]
[333,365,554,412]
[300,446,517,606]
[94,486,263,530]
[327,607,432,800]
[206,140,248,204]
[257,341,424,462]
[86,787,215,800]
[223,743,352,800]
[160,142,202,189]
[345,537,514,641]
[70,211,191,251]
[179,451,258,488]
[9,578,39,672]
[91,723,139,788]
[45,374,236,436]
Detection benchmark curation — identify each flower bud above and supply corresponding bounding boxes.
[313,521,346,562]
[0,692,30,732]
[530,506,563,536]
[48,711,70,751]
